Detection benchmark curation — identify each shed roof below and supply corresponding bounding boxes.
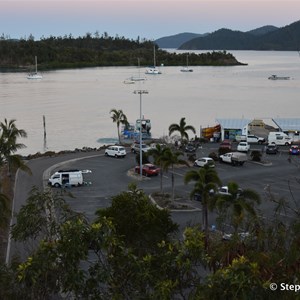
[216,119,251,129]
[272,118,300,131]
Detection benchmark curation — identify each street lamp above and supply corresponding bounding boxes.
[134,89,149,177]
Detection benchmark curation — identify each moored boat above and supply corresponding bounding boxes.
[145,45,162,75]
[268,75,290,80]
[27,56,43,80]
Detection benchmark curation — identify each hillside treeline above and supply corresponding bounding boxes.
[0,33,244,71]
[179,20,300,51]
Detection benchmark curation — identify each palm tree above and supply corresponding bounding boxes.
[168,117,196,144]
[184,165,221,237]
[215,182,261,233]
[110,109,129,144]
[162,148,189,201]
[0,119,31,176]
[147,144,167,193]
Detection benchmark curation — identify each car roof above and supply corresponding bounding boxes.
[197,157,213,160]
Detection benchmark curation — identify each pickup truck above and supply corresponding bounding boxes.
[219,152,247,166]
[236,135,265,144]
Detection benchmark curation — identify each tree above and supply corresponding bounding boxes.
[168,117,196,144]
[162,148,189,201]
[0,118,31,176]
[95,183,178,256]
[214,181,261,233]
[184,165,221,240]
[109,109,129,144]
[0,188,10,229]
[147,143,167,193]
[196,256,270,299]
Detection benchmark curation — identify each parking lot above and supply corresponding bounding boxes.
[50,142,300,228]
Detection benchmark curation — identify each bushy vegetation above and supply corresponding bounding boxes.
[0,181,300,299]
[0,33,244,71]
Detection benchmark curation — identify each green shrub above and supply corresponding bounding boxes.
[250,150,262,162]
[209,152,219,161]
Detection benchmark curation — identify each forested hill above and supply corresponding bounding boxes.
[0,34,245,71]
[179,20,300,50]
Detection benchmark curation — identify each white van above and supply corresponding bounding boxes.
[48,170,84,187]
[105,145,126,158]
[268,132,292,146]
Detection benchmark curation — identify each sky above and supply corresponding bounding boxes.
[1,0,300,41]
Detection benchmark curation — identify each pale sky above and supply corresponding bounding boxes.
[1,0,299,40]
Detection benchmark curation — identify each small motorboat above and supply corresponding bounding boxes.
[268,75,290,80]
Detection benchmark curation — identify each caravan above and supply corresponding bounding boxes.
[48,169,91,187]
[268,132,292,146]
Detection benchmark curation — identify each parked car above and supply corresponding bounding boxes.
[105,145,126,158]
[237,141,250,152]
[185,143,196,153]
[131,142,151,154]
[218,186,243,197]
[246,135,265,144]
[194,157,215,168]
[289,145,300,155]
[266,144,278,154]
[134,164,160,176]
[219,139,232,150]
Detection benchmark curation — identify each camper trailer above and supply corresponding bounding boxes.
[268,132,292,146]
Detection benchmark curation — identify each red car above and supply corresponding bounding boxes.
[219,139,232,150]
[135,164,160,176]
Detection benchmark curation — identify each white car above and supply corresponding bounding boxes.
[246,135,265,144]
[194,157,215,168]
[131,143,151,154]
[105,145,126,158]
[237,142,250,152]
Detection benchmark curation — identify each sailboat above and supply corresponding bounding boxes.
[145,45,162,75]
[27,56,43,80]
[124,58,147,84]
[180,54,193,72]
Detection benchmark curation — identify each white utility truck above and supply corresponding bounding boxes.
[219,152,247,166]
[48,169,91,187]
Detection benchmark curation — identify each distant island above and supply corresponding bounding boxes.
[155,20,300,51]
[0,34,245,71]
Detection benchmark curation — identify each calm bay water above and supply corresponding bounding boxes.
[0,51,300,155]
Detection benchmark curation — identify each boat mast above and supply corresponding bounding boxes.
[35,56,38,73]
[153,45,156,67]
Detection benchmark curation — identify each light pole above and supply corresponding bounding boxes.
[134,89,148,177]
